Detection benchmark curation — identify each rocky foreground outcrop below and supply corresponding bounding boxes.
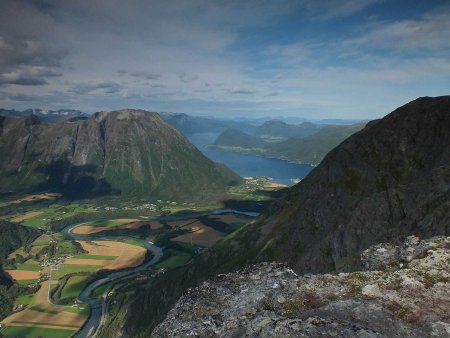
[154,236,450,337]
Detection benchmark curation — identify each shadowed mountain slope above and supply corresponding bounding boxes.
[255,96,450,273]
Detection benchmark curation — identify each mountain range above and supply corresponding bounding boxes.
[102,96,450,336]
[0,108,89,123]
[255,119,320,139]
[212,123,365,165]
[159,112,256,135]
[0,110,241,200]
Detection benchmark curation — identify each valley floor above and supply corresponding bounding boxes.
[0,178,278,337]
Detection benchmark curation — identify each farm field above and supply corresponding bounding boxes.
[0,280,88,335]
[0,196,259,337]
[171,223,224,247]
[71,218,162,235]
[0,326,75,338]
[60,275,92,302]
[154,249,192,270]
[11,211,43,223]
[169,213,251,247]
[0,193,61,208]
[4,269,40,281]
[69,240,146,270]
[1,227,148,337]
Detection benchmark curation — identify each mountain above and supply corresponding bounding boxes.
[0,110,241,200]
[233,116,309,125]
[160,112,256,135]
[315,118,369,125]
[103,96,450,336]
[253,96,450,274]
[267,123,366,165]
[255,119,320,139]
[212,123,365,165]
[0,108,89,122]
[212,128,267,149]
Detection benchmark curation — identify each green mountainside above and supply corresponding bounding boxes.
[0,221,41,262]
[213,128,267,149]
[267,123,366,164]
[0,221,41,319]
[212,122,365,165]
[0,109,241,201]
[255,119,320,139]
[101,96,450,336]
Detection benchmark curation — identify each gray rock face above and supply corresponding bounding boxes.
[255,96,450,274]
[154,237,450,337]
[361,235,431,270]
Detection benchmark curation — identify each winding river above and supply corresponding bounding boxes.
[61,209,258,338]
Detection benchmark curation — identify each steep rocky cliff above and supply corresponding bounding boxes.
[0,109,241,200]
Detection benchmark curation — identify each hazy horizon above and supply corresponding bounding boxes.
[1,0,449,119]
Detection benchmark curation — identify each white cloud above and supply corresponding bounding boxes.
[341,5,450,51]
[0,1,448,119]
[305,0,384,20]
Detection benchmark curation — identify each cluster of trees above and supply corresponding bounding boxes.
[0,221,41,320]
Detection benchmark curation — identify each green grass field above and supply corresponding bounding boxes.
[120,238,147,248]
[154,249,192,270]
[31,239,52,246]
[63,305,90,316]
[53,264,100,279]
[91,282,111,298]
[60,275,91,302]
[1,325,75,338]
[17,203,96,229]
[16,279,39,286]
[11,321,80,329]
[73,254,117,260]
[15,264,40,271]
[15,293,35,307]
[91,219,132,227]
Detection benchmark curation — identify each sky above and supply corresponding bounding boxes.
[0,0,449,119]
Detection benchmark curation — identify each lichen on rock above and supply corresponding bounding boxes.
[153,236,450,337]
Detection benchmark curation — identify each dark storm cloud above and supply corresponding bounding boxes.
[69,81,123,95]
[0,76,47,87]
[0,65,62,87]
[0,37,65,70]
[0,1,66,88]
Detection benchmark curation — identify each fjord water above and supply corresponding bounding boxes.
[187,132,313,185]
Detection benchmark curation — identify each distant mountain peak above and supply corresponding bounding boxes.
[0,108,89,123]
[262,119,287,125]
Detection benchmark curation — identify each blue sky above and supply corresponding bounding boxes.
[0,0,449,119]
